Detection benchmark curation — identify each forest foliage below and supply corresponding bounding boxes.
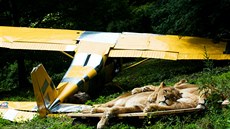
[0,0,230,93]
[1,0,230,37]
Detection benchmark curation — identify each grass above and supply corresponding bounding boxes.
[0,59,230,129]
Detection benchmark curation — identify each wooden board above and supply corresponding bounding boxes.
[68,107,203,119]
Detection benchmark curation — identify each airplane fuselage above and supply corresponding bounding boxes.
[48,52,120,109]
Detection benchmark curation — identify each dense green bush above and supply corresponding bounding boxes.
[0,62,18,92]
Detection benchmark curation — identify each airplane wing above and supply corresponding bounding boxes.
[109,32,230,60]
[1,26,229,60]
[0,26,120,53]
[0,26,82,51]
[0,101,92,122]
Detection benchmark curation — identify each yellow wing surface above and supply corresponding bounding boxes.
[0,101,91,122]
[1,26,229,60]
[109,32,229,60]
[0,26,83,51]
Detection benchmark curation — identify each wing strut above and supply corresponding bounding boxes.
[123,58,150,70]
[60,51,74,59]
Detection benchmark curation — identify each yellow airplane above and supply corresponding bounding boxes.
[0,26,230,119]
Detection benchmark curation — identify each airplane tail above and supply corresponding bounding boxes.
[31,64,58,117]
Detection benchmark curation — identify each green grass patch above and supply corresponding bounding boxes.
[0,59,230,129]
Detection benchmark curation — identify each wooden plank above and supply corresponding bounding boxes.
[68,108,203,119]
[147,108,202,116]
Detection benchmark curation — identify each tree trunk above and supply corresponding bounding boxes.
[17,51,29,90]
[9,0,29,89]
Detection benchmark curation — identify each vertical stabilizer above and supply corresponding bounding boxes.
[31,64,58,117]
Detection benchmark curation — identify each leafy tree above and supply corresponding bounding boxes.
[1,0,230,91]
[148,0,230,38]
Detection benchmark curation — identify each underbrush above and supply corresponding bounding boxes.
[0,59,230,129]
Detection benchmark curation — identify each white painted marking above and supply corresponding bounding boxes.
[3,109,18,121]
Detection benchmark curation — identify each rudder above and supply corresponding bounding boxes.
[31,64,58,117]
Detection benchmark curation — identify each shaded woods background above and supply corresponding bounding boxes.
[0,0,230,91]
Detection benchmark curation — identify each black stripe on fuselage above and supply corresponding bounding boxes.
[83,54,91,66]
[61,77,84,90]
[83,75,90,82]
